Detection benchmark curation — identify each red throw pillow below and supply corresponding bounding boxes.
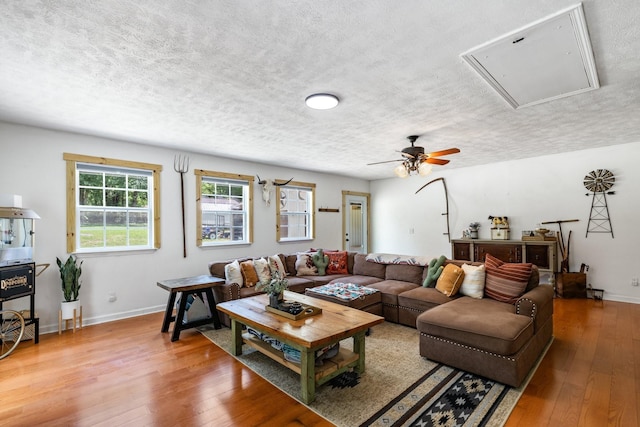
[325,251,349,274]
[484,254,532,304]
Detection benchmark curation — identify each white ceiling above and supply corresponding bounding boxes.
[1,1,639,180]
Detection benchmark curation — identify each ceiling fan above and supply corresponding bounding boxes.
[368,135,460,178]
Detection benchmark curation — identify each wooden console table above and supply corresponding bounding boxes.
[157,275,223,341]
[451,239,557,274]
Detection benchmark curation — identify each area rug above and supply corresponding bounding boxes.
[199,322,540,427]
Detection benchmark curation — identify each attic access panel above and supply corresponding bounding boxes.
[461,3,599,109]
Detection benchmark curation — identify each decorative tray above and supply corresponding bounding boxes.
[265,300,322,320]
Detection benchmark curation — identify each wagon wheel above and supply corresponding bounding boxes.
[0,310,25,359]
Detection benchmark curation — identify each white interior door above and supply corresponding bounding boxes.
[343,193,369,254]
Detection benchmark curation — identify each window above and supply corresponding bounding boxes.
[276,181,315,242]
[64,153,162,253]
[195,170,253,246]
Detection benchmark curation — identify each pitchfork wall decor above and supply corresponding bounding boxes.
[174,154,189,257]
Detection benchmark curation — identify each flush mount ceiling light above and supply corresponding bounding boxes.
[305,93,339,110]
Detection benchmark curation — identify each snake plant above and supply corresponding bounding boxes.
[57,255,82,302]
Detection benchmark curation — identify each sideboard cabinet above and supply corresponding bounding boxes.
[451,239,557,274]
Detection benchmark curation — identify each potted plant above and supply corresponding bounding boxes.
[57,255,82,319]
[468,222,480,239]
[256,271,289,308]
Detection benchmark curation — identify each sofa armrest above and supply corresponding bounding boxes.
[516,284,554,331]
[211,282,241,304]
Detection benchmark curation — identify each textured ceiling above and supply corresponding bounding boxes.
[1,1,639,180]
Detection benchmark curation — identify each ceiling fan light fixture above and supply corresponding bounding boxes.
[305,93,339,110]
[394,163,409,178]
[418,162,432,176]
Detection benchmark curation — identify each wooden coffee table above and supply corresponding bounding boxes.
[216,291,384,404]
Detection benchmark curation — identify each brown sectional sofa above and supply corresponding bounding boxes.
[207,251,553,387]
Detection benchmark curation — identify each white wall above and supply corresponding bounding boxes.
[370,141,640,304]
[0,122,369,332]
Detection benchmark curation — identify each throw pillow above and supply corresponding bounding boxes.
[459,264,486,299]
[253,257,272,284]
[295,253,318,276]
[240,260,259,287]
[325,251,349,274]
[484,254,533,304]
[268,255,286,277]
[224,259,244,287]
[435,264,465,297]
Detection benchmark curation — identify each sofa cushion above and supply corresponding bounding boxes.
[459,264,486,299]
[284,254,297,276]
[330,275,384,286]
[417,297,534,356]
[367,280,420,305]
[284,277,317,293]
[353,253,386,279]
[295,253,318,276]
[385,264,424,285]
[398,286,458,327]
[325,251,349,274]
[253,258,271,284]
[240,260,259,287]
[484,254,533,304]
[268,255,287,278]
[435,264,465,296]
[224,260,243,287]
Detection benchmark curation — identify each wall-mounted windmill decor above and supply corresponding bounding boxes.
[584,169,615,238]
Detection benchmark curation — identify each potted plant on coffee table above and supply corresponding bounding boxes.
[57,254,82,320]
[256,271,288,308]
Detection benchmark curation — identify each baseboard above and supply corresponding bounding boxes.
[599,294,640,304]
[39,305,166,334]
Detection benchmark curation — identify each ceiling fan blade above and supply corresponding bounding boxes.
[425,158,450,165]
[367,159,404,165]
[427,148,460,157]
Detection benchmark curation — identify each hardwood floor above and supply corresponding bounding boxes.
[507,298,640,427]
[2,298,638,426]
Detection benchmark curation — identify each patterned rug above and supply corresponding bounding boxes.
[199,322,543,427]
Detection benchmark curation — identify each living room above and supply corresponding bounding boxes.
[1,1,639,425]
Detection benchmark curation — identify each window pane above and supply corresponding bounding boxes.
[215,185,229,196]
[128,175,148,190]
[105,189,126,207]
[129,211,149,245]
[79,172,102,187]
[128,191,148,208]
[105,211,127,246]
[79,210,104,248]
[79,188,103,206]
[105,174,126,188]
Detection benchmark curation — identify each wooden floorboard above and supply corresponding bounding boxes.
[1,298,639,426]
